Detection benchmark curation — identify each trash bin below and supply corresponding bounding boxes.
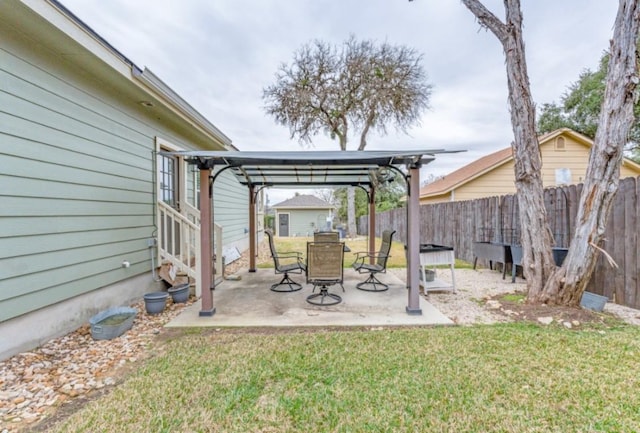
[336,227,345,239]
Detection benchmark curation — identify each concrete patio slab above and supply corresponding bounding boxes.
[166,268,453,328]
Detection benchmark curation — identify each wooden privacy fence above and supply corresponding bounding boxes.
[359,177,640,309]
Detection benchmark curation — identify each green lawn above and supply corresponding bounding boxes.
[258,236,472,269]
[51,324,640,433]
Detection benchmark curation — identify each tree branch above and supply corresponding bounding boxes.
[461,0,509,44]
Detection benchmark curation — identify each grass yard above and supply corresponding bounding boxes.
[49,324,640,433]
[257,235,472,269]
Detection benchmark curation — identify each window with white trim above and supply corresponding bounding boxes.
[156,138,183,210]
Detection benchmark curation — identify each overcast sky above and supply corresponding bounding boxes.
[62,0,618,204]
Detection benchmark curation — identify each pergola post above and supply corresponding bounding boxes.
[406,163,422,315]
[199,166,215,316]
[248,185,257,272]
[368,187,376,264]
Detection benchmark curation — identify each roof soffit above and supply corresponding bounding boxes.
[10,1,231,150]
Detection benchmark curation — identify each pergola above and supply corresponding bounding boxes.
[170,149,459,317]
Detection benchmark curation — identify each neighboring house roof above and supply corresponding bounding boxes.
[420,147,513,197]
[420,127,640,198]
[272,195,335,209]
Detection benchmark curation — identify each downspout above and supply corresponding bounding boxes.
[149,149,162,281]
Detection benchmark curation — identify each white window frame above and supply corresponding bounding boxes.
[155,137,185,211]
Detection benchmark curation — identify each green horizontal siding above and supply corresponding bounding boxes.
[0,49,152,155]
[0,239,146,283]
[0,197,153,217]
[1,215,148,238]
[0,226,150,260]
[212,169,249,246]
[0,259,149,322]
[1,175,152,203]
[0,67,150,157]
[0,27,236,323]
[0,152,150,192]
[285,209,332,237]
[0,114,151,180]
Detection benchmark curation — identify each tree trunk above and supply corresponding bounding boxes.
[462,0,556,300]
[541,0,640,305]
[348,111,377,237]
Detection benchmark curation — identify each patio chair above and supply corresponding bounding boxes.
[313,231,345,291]
[352,229,396,292]
[306,241,344,306]
[265,229,306,292]
[314,231,340,243]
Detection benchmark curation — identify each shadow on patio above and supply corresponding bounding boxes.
[166,268,453,328]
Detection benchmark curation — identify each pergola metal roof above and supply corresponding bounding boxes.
[169,149,460,188]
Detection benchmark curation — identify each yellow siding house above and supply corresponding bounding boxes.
[420,128,640,204]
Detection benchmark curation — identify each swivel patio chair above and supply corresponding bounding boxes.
[313,230,346,292]
[313,231,340,243]
[265,229,306,292]
[306,241,345,306]
[352,229,396,292]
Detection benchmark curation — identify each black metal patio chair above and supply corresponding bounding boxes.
[265,229,306,292]
[352,229,396,292]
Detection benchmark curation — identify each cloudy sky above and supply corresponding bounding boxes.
[62,0,618,204]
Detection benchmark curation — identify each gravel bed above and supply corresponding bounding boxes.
[388,267,640,326]
[388,267,524,325]
[0,298,194,433]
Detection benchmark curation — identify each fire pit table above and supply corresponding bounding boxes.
[418,244,456,293]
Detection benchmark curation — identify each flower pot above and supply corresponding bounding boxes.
[143,291,169,314]
[89,307,137,340]
[424,269,435,282]
[168,283,190,303]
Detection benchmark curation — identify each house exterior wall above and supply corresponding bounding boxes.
[276,209,332,237]
[0,7,247,359]
[540,135,640,184]
[420,132,640,204]
[451,162,516,202]
[418,193,451,204]
[212,168,251,250]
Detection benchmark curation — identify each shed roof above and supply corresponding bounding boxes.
[272,194,334,209]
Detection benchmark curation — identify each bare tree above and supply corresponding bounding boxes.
[263,36,431,237]
[461,0,640,304]
[313,188,337,206]
[462,0,556,296]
